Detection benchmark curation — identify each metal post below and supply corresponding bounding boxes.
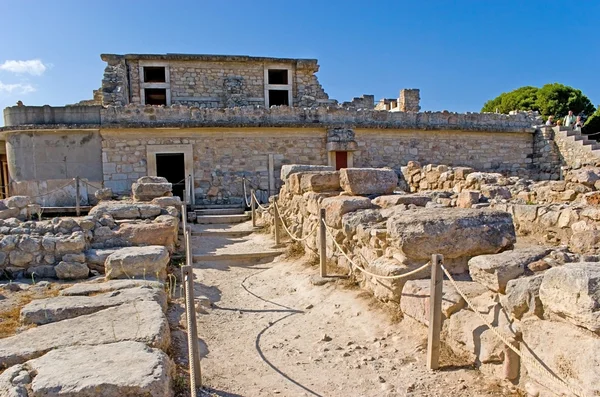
[427,254,443,370]
[251,189,256,228]
[75,176,81,217]
[183,228,201,392]
[319,208,327,277]
[181,203,188,237]
[188,174,193,206]
[273,201,281,246]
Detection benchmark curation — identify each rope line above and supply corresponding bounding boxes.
[322,219,431,280]
[242,177,252,207]
[81,180,104,190]
[273,201,318,242]
[441,264,588,397]
[252,191,271,211]
[26,179,77,199]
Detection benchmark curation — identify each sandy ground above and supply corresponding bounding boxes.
[168,226,521,397]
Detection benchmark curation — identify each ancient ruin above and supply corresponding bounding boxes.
[0,53,599,396]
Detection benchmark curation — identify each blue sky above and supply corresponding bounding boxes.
[1,0,598,125]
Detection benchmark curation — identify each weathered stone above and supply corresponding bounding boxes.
[116,216,178,252]
[26,265,56,279]
[89,202,141,219]
[480,185,511,200]
[456,190,480,208]
[372,194,431,208]
[360,258,409,302]
[24,341,174,397]
[5,196,30,209]
[568,167,600,187]
[568,230,600,254]
[401,280,487,325]
[85,248,122,272]
[132,182,172,201]
[61,279,163,296]
[105,246,169,281]
[20,286,166,325]
[341,209,384,238]
[94,187,113,201]
[299,171,340,193]
[521,319,600,397]
[55,261,89,280]
[501,274,544,319]
[138,176,168,184]
[386,209,515,271]
[539,263,600,332]
[151,196,182,208]
[8,251,33,268]
[0,363,29,397]
[339,168,398,195]
[321,196,374,228]
[280,164,334,182]
[527,259,550,272]
[0,208,19,220]
[468,247,551,293]
[0,301,170,368]
[137,203,162,219]
[454,167,474,180]
[55,232,86,255]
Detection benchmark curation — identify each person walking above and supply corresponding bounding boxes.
[546,115,555,126]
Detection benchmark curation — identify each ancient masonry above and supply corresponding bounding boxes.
[2,52,598,206]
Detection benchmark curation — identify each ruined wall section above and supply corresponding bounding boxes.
[100,55,129,106]
[101,129,328,203]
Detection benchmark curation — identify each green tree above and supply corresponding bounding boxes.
[583,105,600,135]
[482,84,595,119]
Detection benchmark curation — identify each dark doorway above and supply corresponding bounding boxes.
[335,151,348,170]
[156,153,185,200]
[145,88,167,105]
[268,89,289,106]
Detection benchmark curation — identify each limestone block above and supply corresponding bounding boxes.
[0,208,20,220]
[116,216,178,252]
[20,286,166,325]
[61,279,163,296]
[132,182,172,201]
[299,171,340,193]
[26,265,56,279]
[401,280,487,325]
[280,164,334,181]
[137,176,168,184]
[62,253,85,263]
[386,208,515,267]
[94,187,113,201]
[85,248,122,272]
[0,301,170,368]
[5,196,31,209]
[521,319,600,397]
[480,185,511,200]
[339,168,398,195]
[457,190,480,208]
[55,232,87,255]
[500,274,544,319]
[361,257,408,302]
[8,251,33,268]
[17,236,41,253]
[77,216,96,231]
[89,202,161,220]
[567,167,600,187]
[23,341,174,397]
[105,246,169,281]
[582,191,600,206]
[539,263,600,332]
[568,230,600,254]
[151,196,182,208]
[55,261,89,280]
[468,247,551,293]
[372,194,431,208]
[321,196,374,228]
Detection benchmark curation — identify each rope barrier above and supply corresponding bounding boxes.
[252,191,271,211]
[441,264,588,397]
[81,180,104,190]
[27,179,77,199]
[242,177,252,207]
[273,201,318,242]
[322,219,431,280]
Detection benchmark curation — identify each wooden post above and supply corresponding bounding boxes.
[503,338,520,381]
[188,174,193,206]
[251,189,256,228]
[319,208,327,277]
[75,176,81,217]
[427,254,443,370]
[273,200,281,246]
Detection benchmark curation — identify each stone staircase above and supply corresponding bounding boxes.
[554,126,600,154]
[194,206,250,224]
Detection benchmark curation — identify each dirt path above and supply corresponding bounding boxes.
[181,224,518,397]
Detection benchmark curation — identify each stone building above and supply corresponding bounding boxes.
[1,52,590,206]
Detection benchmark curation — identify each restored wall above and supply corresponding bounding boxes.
[3,106,101,126]
[100,128,328,202]
[550,126,600,169]
[354,129,534,173]
[5,130,103,182]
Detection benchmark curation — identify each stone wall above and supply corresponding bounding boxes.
[354,129,533,174]
[550,126,600,169]
[398,89,420,112]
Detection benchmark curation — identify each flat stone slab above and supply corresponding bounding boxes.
[105,246,169,281]
[21,286,167,325]
[468,246,551,293]
[0,301,170,368]
[60,279,163,296]
[4,341,174,397]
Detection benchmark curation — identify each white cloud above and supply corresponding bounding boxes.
[0,59,47,76]
[0,81,36,94]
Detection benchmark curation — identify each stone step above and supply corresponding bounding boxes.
[192,204,244,210]
[195,208,245,216]
[193,250,283,265]
[192,229,254,238]
[195,214,250,224]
